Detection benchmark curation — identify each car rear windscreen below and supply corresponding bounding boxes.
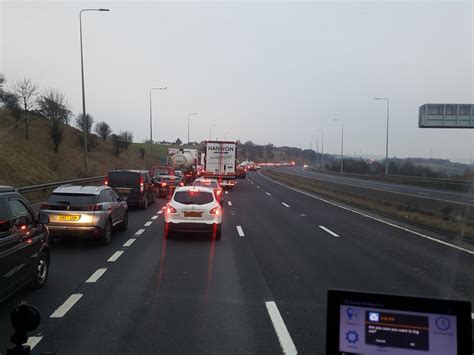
[173,191,214,205]
[108,172,139,187]
[47,193,98,206]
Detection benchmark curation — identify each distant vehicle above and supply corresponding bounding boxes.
[202,140,237,189]
[0,186,51,301]
[236,165,247,179]
[155,174,183,198]
[174,170,184,179]
[105,170,155,209]
[150,165,175,177]
[40,185,128,245]
[168,148,199,182]
[164,186,222,239]
[303,164,308,168]
[193,177,224,204]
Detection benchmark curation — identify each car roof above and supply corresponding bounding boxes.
[0,186,18,194]
[176,186,214,193]
[159,175,178,179]
[52,185,109,195]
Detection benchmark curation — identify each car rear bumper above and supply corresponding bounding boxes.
[48,225,104,238]
[167,222,221,232]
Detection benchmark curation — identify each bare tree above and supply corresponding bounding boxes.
[111,131,134,157]
[95,121,112,141]
[1,91,22,126]
[37,89,71,152]
[75,113,98,150]
[13,78,40,140]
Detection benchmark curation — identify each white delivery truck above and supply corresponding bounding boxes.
[203,140,237,189]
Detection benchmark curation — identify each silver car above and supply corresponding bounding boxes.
[40,185,128,245]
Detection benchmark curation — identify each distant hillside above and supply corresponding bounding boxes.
[0,110,149,187]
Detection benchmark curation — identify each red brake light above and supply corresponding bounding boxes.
[167,205,177,214]
[210,206,220,215]
[216,189,222,195]
[161,182,167,187]
[179,182,184,186]
[87,204,103,211]
[140,176,144,192]
[189,188,199,193]
[104,177,109,186]
[40,203,51,209]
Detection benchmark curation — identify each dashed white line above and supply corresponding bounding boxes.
[228,201,232,206]
[151,215,158,220]
[157,210,164,214]
[85,268,107,283]
[123,238,136,247]
[472,312,474,320]
[135,228,145,235]
[266,192,271,196]
[319,225,340,237]
[107,250,124,262]
[265,301,298,355]
[26,336,43,349]
[144,221,153,227]
[50,294,83,318]
[225,191,229,194]
[281,202,290,208]
[236,225,245,237]
[256,185,261,189]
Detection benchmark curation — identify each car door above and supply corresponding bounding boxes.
[145,173,154,201]
[99,190,117,226]
[7,197,40,286]
[0,197,21,300]
[110,189,125,223]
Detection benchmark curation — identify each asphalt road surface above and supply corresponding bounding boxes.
[279,166,474,206]
[1,172,473,354]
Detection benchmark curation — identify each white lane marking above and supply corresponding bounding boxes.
[107,250,124,262]
[225,191,229,194]
[236,225,245,237]
[228,201,232,206]
[157,210,163,214]
[123,238,136,247]
[135,228,145,235]
[472,312,474,320]
[144,221,153,227]
[265,301,298,355]
[50,294,83,318]
[256,185,261,189]
[26,336,43,349]
[299,214,306,217]
[85,268,107,283]
[151,215,158,220]
[282,202,290,208]
[260,173,474,255]
[266,192,271,196]
[319,225,340,237]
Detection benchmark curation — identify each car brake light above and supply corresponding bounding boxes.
[40,203,51,209]
[180,182,184,186]
[210,206,220,215]
[167,205,177,214]
[161,182,167,187]
[87,204,103,211]
[104,177,109,186]
[189,188,199,193]
[216,189,222,195]
[140,176,144,193]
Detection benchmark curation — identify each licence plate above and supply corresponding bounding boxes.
[184,211,202,218]
[58,215,80,221]
[117,189,130,194]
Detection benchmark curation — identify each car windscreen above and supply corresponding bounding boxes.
[108,172,139,187]
[173,191,214,205]
[47,193,98,206]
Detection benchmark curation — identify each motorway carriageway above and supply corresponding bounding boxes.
[279,166,474,206]
[0,172,473,354]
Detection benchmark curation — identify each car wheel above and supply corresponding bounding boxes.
[31,252,49,289]
[100,220,112,245]
[142,196,148,209]
[119,211,128,231]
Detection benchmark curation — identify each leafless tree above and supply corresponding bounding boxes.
[95,121,112,141]
[13,78,40,140]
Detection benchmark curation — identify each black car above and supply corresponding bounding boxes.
[154,174,183,198]
[0,186,50,301]
[106,170,155,209]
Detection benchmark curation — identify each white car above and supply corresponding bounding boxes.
[164,186,222,239]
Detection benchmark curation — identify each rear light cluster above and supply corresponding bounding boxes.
[210,206,220,215]
[104,177,109,186]
[167,205,177,214]
[161,183,167,187]
[140,176,145,193]
[40,203,51,209]
[86,204,103,211]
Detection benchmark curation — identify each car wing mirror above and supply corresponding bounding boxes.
[37,213,50,225]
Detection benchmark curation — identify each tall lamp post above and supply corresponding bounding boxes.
[332,119,344,173]
[149,87,167,166]
[79,8,110,176]
[187,112,198,143]
[209,125,216,140]
[374,97,390,175]
[316,128,324,168]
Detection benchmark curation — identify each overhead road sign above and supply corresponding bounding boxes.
[419,104,474,128]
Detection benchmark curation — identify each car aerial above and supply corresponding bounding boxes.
[40,185,128,245]
[0,186,51,301]
[164,186,222,240]
[193,178,224,204]
[105,170,155,209]
[154,174,184,198]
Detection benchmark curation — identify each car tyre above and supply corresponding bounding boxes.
[119,211,128,231]
[31,251,49,289]
[100,220,113,245]
[142,196,148,209]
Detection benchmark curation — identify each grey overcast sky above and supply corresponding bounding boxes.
[1,1,473,162]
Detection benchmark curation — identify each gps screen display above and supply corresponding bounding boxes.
[339,305,458,354]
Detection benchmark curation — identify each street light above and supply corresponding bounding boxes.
[187,113,198,143]
[209,125,216,140]
[79,8,110,176]
[316,128,324,169]
[374,97,390,175]
[332,119,344,173]
[149,87,167,167]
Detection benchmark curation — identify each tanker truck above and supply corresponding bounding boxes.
[168,148,199,182]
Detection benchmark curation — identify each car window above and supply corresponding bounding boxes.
[108,172,139,187]
[173,191,214,205]
[110,189,120,201]
[0,198,10,236]
[47,193,97,206]
[9,199,33,226]
[99,190,113,203]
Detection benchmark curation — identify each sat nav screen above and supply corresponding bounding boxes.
[339,305,458,354]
